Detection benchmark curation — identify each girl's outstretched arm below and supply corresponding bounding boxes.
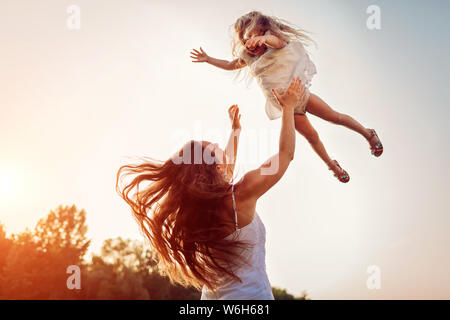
[224,105,241,179]
[190,47,247,70]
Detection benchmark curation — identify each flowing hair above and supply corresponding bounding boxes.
[230,11,316,80]
[115,140,253,294]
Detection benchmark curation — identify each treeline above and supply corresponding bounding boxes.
[0,205,308,300]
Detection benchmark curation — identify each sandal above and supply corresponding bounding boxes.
[368,129,383,157]
[327,160,350,183]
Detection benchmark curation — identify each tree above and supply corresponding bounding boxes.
[0,205,90,299]
[0,223,13,276]
[272,287,309,300]
[0,207,308,300]
[84,237,200,299]
[84,237,150,299]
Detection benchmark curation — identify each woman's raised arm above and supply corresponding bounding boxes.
[224,105,242,179]
[239,77,306,200]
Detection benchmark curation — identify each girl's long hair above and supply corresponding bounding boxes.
[115,140,253,294]
[231,11,316,79]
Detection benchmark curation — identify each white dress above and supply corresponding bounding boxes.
[239,40,317,120]
[200,184,274,300]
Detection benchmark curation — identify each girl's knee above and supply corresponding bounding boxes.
[331,112,342,124]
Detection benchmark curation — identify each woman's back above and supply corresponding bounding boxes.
[200,184,274,300]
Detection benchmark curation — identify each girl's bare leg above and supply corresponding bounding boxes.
[306,93,372,140]
[295,113,350,181]
[294,114,334,168]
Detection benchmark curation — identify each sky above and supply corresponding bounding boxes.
[0,0,449,299]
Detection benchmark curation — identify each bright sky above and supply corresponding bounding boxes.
[1,0,449,299]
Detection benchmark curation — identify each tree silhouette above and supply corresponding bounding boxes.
[0,205,89,299]
[84,238,150,299]
[84,237,200,299]
[0,224,13,277]
[0,206,308,300]
[272,287,309,300]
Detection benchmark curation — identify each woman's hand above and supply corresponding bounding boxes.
[190,47,209,63]
[228,104,241,130]
[271,77,306,110]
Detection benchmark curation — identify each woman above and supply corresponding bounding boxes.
[116,77,306,300]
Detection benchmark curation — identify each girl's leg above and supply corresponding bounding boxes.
[294,114,348,180]
[294,114,331,164]
[305,93,372,140]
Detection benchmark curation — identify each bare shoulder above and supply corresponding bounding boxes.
[232,178,257,227]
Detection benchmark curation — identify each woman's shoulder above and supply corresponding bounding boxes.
[232,178,257,206]
[232,177,246,194]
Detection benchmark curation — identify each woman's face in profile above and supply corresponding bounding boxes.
[202,141,226,165]
[202,141,228,180]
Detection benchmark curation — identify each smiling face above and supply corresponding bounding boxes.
[242,27,267,56]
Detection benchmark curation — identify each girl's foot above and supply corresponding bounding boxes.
[326,160,350,183]
[367,129,383,157]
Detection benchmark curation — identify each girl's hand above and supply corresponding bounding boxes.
[228,104,241,130]
[272,77,306,109]
[245,36,266,50]
[190,47,209,63]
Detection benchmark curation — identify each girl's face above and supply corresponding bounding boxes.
[243,27,267,56]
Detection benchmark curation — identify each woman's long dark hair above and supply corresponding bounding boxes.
[116,140,253,293]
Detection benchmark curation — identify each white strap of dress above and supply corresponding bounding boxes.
[231,184,238,231]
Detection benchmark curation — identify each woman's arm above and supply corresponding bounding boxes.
[239,77,306,200]
[224,105,241,178]
[190,47,247,70]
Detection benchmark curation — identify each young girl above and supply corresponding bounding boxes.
[190,11,383,183]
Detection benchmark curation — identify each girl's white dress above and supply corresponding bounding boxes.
[239,40,317,120]
[200,184,274,300]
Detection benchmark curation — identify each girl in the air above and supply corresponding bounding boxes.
[190,11,383,183]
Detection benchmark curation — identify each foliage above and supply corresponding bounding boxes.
[0,206,308,300]
[272,287,309,300]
